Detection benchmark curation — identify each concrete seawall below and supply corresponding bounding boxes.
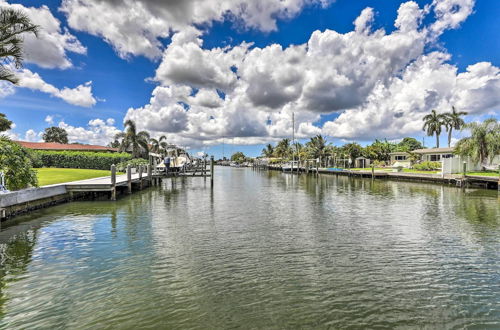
[0,185,75,220]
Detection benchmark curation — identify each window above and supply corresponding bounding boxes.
[395,155,406,161]
[430,154,441,161]
[442,154,453,159]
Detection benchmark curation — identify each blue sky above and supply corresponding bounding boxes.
[1,0,499,158]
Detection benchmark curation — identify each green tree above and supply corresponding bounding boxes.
[397,137,423,151]
[423,109,446,148]
[231,151,246,163]
[341,142,363,164]
[261,143,274,158]
[364,139,397,161]
[0,136,38,190]
[443,106,468,147]
[306,135,328,161]
[0,8,39,84]
[43,126,69,144]
[454,118,500,166]
[0,113,13,132]
[115,120,150,158]
[275,138,291,158]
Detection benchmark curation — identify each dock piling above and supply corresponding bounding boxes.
[139,165,143,189]
[147,164,152,186]
[127,164,132,194]
[111,164,117,201]
[210,156,214,187]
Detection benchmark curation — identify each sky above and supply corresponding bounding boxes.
[1,0,499,159]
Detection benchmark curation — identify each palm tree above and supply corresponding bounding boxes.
[444,106,468,147]
[115,120,150,158]
[423,110,446,148]
[454,118,500,166]
[306,135,328,164]
[0,8,39,84]
[261,143,274,158]
[275,138,291,158]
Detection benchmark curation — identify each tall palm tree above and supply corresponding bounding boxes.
[261,143,274,158]
[115,120,150,158]
[444,106,468,147]
[306,135,328,163]
[423,109,446,148]
[275,138,291,158]
[454,118,500,166]
[0,8,39,84]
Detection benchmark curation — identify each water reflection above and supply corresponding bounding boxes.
[0,167,498,328]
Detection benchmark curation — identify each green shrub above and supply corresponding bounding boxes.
[35,150,132,170]
[0,136,38,190]
[413,161,441,171]
[373,160,386,167]
[116,158,149,172]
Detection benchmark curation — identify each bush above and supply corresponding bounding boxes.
[373,160,386,167]
[116,158,149,172]
[0,136,38,190]
[34,150,132,170]
[413,161,441,171]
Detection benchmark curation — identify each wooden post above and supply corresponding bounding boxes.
[462,161,467,178]
[138,165,143,189]
[127,164,132,194]
[210,156,214,187]
[371,163,375,179]
[204,157,207,180]
[316,159,319,175]
[147,164,152,186]
[111,164,117,201]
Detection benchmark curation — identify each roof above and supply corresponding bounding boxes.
[413,147,454,154]
[389,151,410,155]
[15,141,119,152]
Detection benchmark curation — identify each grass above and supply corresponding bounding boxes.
[35,168,115,186]
[466,171,499,177]
[344,168,440,174]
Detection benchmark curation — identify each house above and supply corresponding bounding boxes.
[389,147,455,168]
[389,151,412,168]
[413,147,455,162]
[15,141,119,153]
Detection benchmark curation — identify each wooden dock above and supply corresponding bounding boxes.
[0,157,215,221]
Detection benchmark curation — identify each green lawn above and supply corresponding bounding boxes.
[347,168,440,174]
[466,171,499,177]
[35,168,114,186]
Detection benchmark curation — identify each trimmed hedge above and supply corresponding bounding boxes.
[34,150,133,170]
[413,161,441,171]
[116,158,149,172]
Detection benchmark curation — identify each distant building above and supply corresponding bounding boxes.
[15,141,119,153]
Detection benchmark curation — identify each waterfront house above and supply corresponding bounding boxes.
[413,147,455,162]
[389,151,412,168]
[15,141,119,153]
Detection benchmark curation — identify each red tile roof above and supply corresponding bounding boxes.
[15,141,119,152]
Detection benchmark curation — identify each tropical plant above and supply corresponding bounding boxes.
[454,118,500,166]
[43,126,69,144]
[422,109,446,148]
[413,161,441,171]
[306,135,328,162]
[115,120,150,158]
[231,151,246,163]
[443,106,468,147]
[0,8,39,84]
[364,139,396,161]
[0,113,13,132]
[397,137,423,151]
[261,143,275,158]
[0,136,38,190]
[274,138,291,158]
[341,142,363,164]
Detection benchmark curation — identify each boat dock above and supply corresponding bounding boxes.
[0,159,214,221]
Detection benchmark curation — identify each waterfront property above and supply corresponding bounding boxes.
[0,167,498,329]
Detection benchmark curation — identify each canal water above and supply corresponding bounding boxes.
[0,167,499,329]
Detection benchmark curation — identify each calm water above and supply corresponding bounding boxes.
[0,168,499,329]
